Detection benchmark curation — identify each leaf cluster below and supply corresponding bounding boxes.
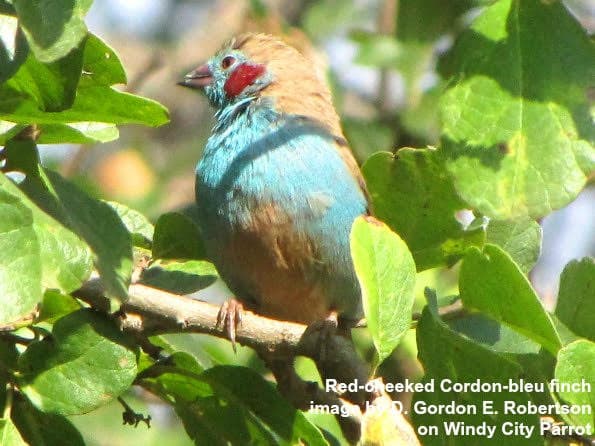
[0,0,593,445]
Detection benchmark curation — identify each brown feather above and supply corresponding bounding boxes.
[217,200,330,323]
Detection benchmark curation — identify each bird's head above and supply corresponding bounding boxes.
[178,34,276,108]
[180,33,343,137]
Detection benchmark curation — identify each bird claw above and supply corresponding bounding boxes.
[216,299,244,352]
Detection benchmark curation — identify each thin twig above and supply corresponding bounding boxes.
[117,396,152,428]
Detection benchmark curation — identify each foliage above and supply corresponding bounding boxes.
[0,0,593,445]
[350,216,416,367]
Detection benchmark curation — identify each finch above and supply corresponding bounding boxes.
[179,34,369,347]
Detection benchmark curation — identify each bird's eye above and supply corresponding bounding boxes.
[221,56,236,70]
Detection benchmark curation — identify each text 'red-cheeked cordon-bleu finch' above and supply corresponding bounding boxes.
[179,33,370,348]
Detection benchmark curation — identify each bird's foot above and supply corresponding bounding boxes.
[216,298,244,352]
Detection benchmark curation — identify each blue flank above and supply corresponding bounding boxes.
[195,98,367,321]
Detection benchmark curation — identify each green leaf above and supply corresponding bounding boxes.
[0,174,42,326]
[0,13,28,83]
[106,201,154,248]
[362,149,485,270]
[342,118,393,161]
[80,33,126,87]
[139,350,211,396]
[396,0,474,42]
[201,366,327,445]
[143,365,327,446]
[448,313,542,356]
[14,121,117,146]
[1,85,169,127]
[554,339,595,427]
[138,352,205,398]
[460,244,561,354]
[555,257,595,342]
[0,169,92,326]
[18,309,137,415]
[152,212,206,260]
[28,211,93,294]
[13,0,92,63]
[140,260,218,295]
[439,0,595,219]
[35,122,119,144]
[486,217,541,274]
[2,136,39,174]
[11,395,85,445]
[0,418,26,446]
[350,216,416,364]
[549,313,582,347]
[21,167,132,300]
[65,88,168,129]
[0,33,169,128]
[166,351,205,375]
[38,290,82,323]
[0,36,84,112]
[0,338,18,377]
[447,313,556,405]
[412,306,542,446]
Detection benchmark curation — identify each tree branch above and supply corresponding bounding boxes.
[120,282,307,355]
[73,279,470,443]
[75,279,468,361]
[74,278,370,441]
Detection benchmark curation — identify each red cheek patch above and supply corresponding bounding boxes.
[224,63,266,98]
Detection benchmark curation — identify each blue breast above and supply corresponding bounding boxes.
[195,99,367,321]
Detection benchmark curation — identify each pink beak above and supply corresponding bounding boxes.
[178,64,213,89]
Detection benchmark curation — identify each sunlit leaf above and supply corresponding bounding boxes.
[18,310,137,415]
[439,0,595,219]
[351,216,416,364]
[13,0,92,63]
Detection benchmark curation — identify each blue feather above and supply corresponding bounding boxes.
[196,98,366,323]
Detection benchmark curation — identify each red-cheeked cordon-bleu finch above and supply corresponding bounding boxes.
[179,33,369,348]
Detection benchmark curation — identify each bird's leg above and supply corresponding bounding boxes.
[216,298,244,352]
